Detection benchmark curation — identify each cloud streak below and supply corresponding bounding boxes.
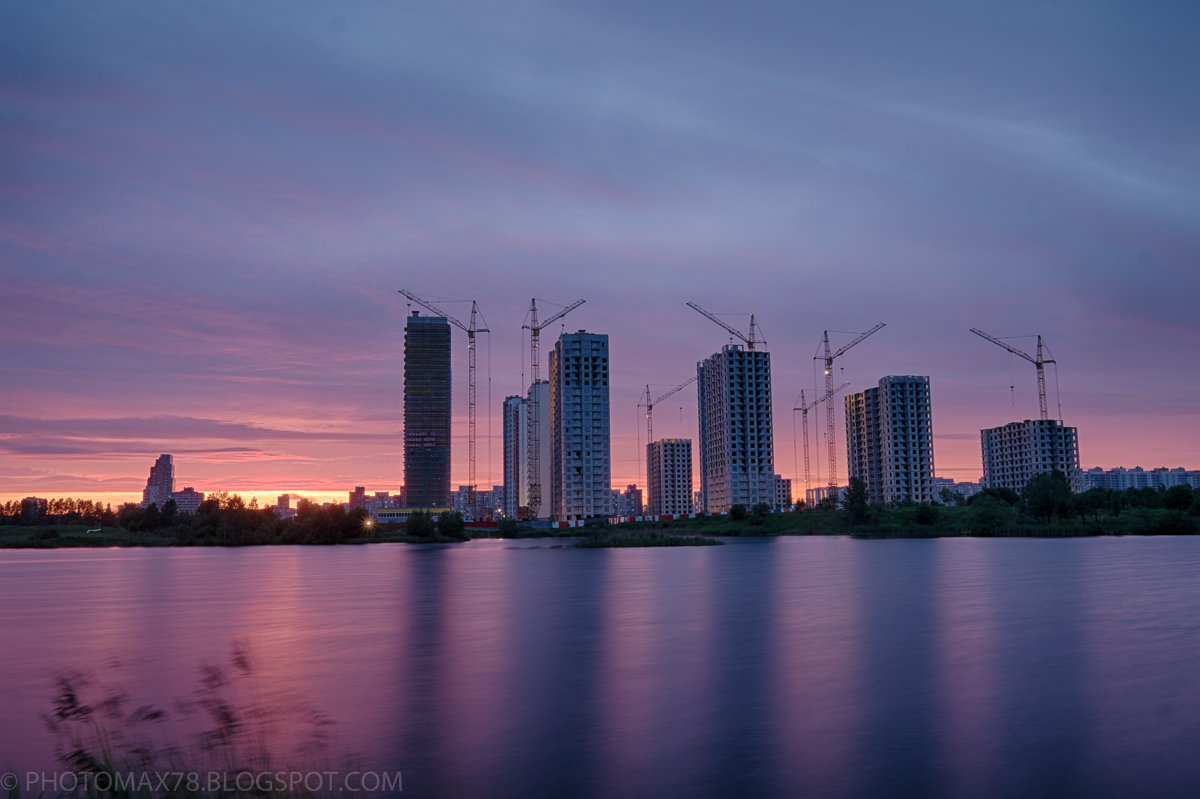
[2,0,1198,501]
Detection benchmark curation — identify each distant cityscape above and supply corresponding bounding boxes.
[16,306,1193,526]
[12,309,1199,522]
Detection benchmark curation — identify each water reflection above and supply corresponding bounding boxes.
[5,539,1200,797]
[935,540,1004,797]
[767,536,864,797]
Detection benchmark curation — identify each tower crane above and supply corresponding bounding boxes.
[793,382,849,498]
[522,297,585,518]
[815,323,885,491]
[398,290,489,508]
[970,328,1057,420]
[685,302,766,350]
[640,376,697,445]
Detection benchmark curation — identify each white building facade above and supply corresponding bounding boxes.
[774,475,792,510]
[502,395,524,518]
[549,331,612,520]
[697,344,775,514]
[523,381,551,519]
[647,438,693,515]
[1083,466,1200,491]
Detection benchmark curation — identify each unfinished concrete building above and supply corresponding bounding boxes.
[648,438,693,515]
[549,331,611,520]
[403,312,451,509]
[697,344,775,513]
[845,376,936,505]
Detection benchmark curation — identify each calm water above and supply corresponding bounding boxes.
[3,537,1200,798]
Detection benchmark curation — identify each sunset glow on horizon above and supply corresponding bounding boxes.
[3,2,1197,505]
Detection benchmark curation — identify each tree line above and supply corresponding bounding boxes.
[1,493,469,545]
[835,471,1200,535]
[1,497,117,527]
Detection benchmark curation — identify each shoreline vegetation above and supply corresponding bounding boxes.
[34,642,358,799]
[2,476,1198,549]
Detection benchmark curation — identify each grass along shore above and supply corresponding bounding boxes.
[3,481,1198,548]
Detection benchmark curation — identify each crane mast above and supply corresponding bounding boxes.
[641,376,697,445]
[794,381,849,499]
[969,328,1057,420]
[815,323,885,492]
[398,290,489,510]
[685,302,765,350]
[522,297,585,518]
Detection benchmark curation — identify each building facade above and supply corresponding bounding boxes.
[171,487,204,514]
[697,344,775,514]
[523,381,551,519]
[845,376,936,505]
[450,485,500,521]
[502,395,524,518]
[1083,466,1200,491]
[806,485,839,508]
[931,477,982,504]
[612,484,644,516]
[981,419,1082,494]
[648,438,693,515]
[774,474,792,510]
[403,312,452,509]
[549,331,612,520]
[141,454,175,507]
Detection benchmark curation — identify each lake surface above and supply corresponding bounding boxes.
[3,536,1200,798]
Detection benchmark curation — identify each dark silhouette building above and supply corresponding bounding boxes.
[141,454,174,508]
[403,312,452,508]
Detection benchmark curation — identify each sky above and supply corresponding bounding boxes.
[2,0,1198,506]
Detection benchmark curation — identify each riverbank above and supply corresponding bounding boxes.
[0,524,472,548]
[607,503,1199,539]
[4,505,1197,549]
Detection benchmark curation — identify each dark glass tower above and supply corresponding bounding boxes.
[403,312,451,508]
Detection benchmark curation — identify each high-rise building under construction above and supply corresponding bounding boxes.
[647,438,693,515]
[549,331,611,520]
[697,344,775,513]
[502,395,524,519]
[981,419,1082,494]
[403,311,451,509]
[845,375,935,504]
